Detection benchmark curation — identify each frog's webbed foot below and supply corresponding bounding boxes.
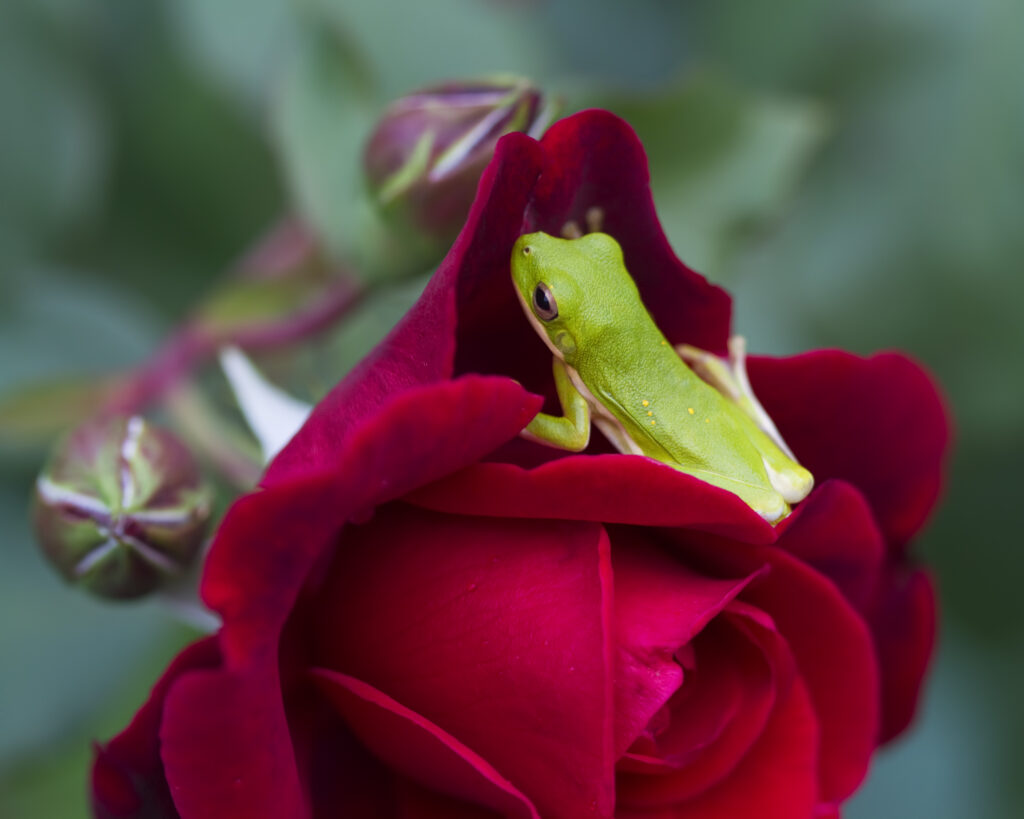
[675,335,795,460]
[520,356,591,452]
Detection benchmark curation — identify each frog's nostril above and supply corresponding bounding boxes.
[522,246,532,255]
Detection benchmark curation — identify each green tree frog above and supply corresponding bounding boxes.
[510,230,813,522]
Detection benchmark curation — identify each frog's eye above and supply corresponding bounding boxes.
[533,283,558,321]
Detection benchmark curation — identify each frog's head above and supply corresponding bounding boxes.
[511,230,639,364]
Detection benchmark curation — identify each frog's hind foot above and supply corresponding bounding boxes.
[676,336,797,461]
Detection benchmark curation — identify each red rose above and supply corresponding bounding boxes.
[91,111,949,819]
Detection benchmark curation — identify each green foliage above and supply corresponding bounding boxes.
[271,19,376,261]
[590,76,828,276]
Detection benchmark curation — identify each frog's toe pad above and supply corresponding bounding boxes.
[763,459,815,504]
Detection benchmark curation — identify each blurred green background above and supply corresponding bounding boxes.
[1,0,1020,816]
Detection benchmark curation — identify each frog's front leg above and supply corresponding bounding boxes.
[521,356,591,451]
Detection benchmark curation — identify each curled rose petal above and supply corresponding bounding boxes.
[160,663,306,819]
[608,529,764,760]
[775,479,885,612]
[311,669,540,818]
[749,351,950,549]
[92,638,219,819]
[871,565,938,742]
[405,457,774,544]
[312,505,616,819]
[670,527,880,804]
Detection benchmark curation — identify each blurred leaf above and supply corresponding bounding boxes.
[58,2,285,320]
[0,266,160,390]
[0,6,108,254]
[169,0,295,105]
[535,0,692,89]
[0,378,114,454]
[195,275,331,334]
[311,0,546,101]
[592,75,828,277]
[271,20,376,259]
[846,633,1005,818]
[0,486,192,770]
[0,742,91,819]
[272,271,431,401]
[0,604,199,819]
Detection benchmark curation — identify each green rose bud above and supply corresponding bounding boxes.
[364,76,553,250]
[32,416,212,600]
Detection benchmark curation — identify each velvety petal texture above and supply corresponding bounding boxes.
[313,505,615,818]
[92,110,949,819]
[92,638,219,819]
[749,351,950,550]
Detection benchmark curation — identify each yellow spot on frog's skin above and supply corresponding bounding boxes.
[647,411,653,417]
[642,400,649,407]
[705,418,710,423]
[661,340,668,345]
[687,407,695,415]
[650,419,656,426]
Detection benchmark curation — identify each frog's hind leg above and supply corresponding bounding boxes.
[675,336,794,459]
[676,336,813,504]
[678,462,791,524]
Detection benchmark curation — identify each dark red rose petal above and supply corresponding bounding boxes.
[265,136,544,489]
[617,673,819,819]
[313,504,615,819]
[91,638,219,819]
[202,376,541,665]
[159,662,306,819]
[286,690,399,818]
[775,479,885,612]
[673,532,879,803]
[871,565,937,742]
[394,781,508,819]
[404,457,775,545]
[312,669,539,819]
[749,351,950,549]
[617,606,790,805]
[608,529,763,758]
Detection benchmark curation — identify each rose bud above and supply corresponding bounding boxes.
[364,75,552,251]
[33,415,212,600]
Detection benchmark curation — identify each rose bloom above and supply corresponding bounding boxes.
[91,111,948,819]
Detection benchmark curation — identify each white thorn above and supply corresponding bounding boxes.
[219,346,312,464]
